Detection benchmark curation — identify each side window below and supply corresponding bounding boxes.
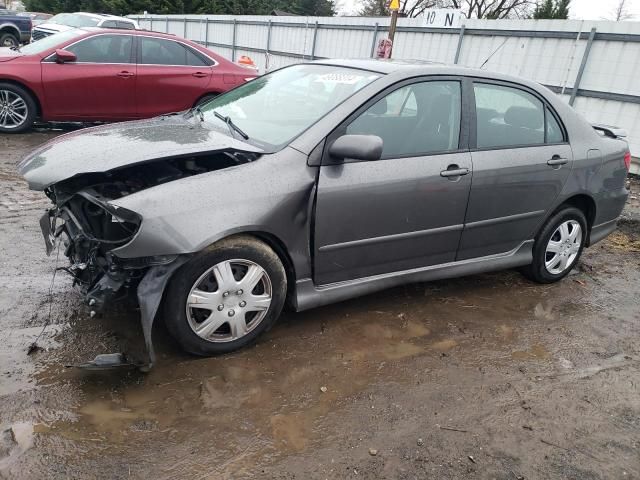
[100,20,118,28]
[546,107,565,143]
[117,21,135,30]
[67,35,133,63]
[140,37,206,66]
[474,83,544,148]
[346,81,461,158]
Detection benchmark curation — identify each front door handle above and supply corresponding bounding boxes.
[440,165,470,178]
[547,155,568,166]
[117,71,135,78]
[192,72,208,78]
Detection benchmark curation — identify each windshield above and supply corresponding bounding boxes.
[198,64,381,150]
[49,13,100,27]
[20,29,85,55]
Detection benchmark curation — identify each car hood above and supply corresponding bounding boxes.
[19,115,263,190]
[34,23,70,33]
[0,47,23,62]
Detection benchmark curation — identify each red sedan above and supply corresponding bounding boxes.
[0,28,258,133]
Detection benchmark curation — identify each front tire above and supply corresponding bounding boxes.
[521,206,587,284]
[163,235,287,356]
[195,94,217,107]
[0,83,37,133]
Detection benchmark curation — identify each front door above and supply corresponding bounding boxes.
[135,36,212,117]
[457,81,573,260]
[313,79,472,285]
[42,33,136,119]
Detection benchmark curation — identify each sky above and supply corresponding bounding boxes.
[338,0,640,19]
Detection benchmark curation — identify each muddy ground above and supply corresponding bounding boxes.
[1,129,639,480]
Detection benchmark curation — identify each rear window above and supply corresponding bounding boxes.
[474,83,545,149]
[49,13,100,28]
[139,37,207,66]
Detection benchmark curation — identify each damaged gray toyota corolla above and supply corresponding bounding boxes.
[19,60,630,370]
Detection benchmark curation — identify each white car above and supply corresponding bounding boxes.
[31,12,139,41]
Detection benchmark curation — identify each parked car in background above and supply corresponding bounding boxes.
[0,9,31,47]
[0,27,258,132]
[18,60,630,368]
[31,12,138,41]
[19,12,53,27]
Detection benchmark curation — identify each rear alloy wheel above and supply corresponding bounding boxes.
[0,33,18,49]
[521,206,587,284]
[0,83,37,133]
[164,235,287,356]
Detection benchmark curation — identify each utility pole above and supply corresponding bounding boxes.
[388,0,399,58]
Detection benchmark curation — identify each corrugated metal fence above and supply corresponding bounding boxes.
[130,14,640,172]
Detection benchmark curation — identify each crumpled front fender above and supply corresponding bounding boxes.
[136,255,191,370]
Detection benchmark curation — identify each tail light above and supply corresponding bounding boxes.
[624,151,631,171]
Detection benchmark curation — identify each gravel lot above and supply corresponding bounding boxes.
[1,129,639,479]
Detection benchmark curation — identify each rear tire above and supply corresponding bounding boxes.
[0,82,37,133]
[0,33,19,49]
[521,206,587,284]
[163,235,287,356]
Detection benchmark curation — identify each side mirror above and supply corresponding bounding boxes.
[55,49,77,64]
[328,134,383,162]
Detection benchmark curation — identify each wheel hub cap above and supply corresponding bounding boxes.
[186,259,272,343]
[544,220,582,275]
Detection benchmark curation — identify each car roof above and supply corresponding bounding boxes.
[309,58,546,91]
[79,27,180,38]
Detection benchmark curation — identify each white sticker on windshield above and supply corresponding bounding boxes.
[317,73,363,84]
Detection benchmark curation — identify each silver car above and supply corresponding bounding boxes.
[19,60,630,369]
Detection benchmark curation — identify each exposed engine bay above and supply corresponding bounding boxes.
[40,150,259,369]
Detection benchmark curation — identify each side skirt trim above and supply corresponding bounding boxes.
[318,224,464,252]
[294,240,534,311]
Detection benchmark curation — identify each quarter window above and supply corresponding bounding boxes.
[546,107,565,143]
[140,37,207,66]
[66,35,133,64]
[346,81,461,158]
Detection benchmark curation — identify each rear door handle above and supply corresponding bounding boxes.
[192,72,208,78]
[440,166,470,178]
[547,155,568,166]
[117,71,135,78]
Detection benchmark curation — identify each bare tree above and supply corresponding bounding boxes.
[359,0,534,19]
[612,0,634,21]
[450,0,535,19]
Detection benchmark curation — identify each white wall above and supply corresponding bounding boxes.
[131,14,640,168]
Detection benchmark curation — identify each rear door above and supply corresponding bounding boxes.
[135,36,212,116]
[41,33,136,119]
[457,80,573,260]
[313,78,473,285]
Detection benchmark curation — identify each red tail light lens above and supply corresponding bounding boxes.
[624,151,631,171]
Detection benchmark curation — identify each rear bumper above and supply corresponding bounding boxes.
[589,218,618,246]
[589,186,629,246]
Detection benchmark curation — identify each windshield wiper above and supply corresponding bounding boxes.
[9,45,20,52]
[213,110,249,140]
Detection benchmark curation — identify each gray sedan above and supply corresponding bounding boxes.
[19,59,630,368]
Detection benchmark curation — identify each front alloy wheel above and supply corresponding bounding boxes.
[0,89,29,130]
[0,83,37,133]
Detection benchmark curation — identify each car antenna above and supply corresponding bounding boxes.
[479,37,510,70]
